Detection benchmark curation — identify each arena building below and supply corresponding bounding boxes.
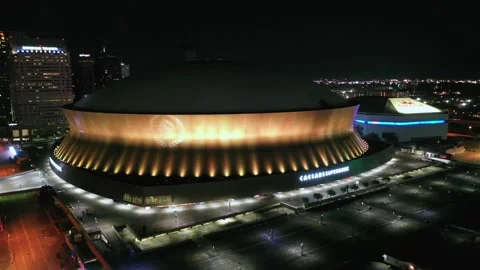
[352,97,448,143]
[50,64,394,206]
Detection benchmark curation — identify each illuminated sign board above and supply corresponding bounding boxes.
[389,98,441,114]
[21,46,60,51]
[79,54,90,57]
[299,166,349,182]
[50,157,62,172]
[354,119,446,126]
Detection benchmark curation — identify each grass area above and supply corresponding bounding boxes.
[0,191,38,204]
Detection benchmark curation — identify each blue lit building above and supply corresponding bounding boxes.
[352,97,448,143]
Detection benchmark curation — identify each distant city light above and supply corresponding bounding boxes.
[9,146,16,156]
[79,53,91,57]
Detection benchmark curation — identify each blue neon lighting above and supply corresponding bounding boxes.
[354,119,446,126]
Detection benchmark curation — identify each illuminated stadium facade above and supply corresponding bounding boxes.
[50,64,394,206]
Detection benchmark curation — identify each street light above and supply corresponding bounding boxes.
[228,199,234,213]
[300,242,304,256]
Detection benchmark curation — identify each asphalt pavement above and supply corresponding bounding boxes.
[0,148,445,269]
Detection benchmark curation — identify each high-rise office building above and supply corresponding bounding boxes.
[121,62,130,79]
[72,53,95,102]
[8,33,73,136]
[0,31,11,129]
[94,47,123,89]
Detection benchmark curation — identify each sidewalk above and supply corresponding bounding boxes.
[120,207,294,252]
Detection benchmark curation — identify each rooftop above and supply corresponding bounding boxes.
[73,63,348,114]
[353,96,443,114]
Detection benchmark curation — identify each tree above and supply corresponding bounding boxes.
[364,132,381,141]
[382,132,399,145]
[340,186,348,193]
[301,197,310,205]
[327,189,336,197]
[361,182,369,188]
[313,193,323,202]
[350,184,359,191]
[371,180,380,185]
[382,176,391,182]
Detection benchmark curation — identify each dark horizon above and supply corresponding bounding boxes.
[1,2,479,79]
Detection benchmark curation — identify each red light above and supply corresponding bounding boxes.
[36,37,39,40]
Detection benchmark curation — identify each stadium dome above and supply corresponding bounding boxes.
[48,62,387,206]
[73,63,347,114]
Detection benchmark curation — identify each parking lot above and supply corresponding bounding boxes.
[0,192,75,270]
[0,149,467,269]
[113,167,480,269]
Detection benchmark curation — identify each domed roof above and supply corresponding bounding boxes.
[73,63,347,114]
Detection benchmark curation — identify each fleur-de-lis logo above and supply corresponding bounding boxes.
[149,115,186,147]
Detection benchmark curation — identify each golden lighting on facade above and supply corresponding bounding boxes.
[164,152,174,177]
[151,151,162,177]
[298,149,309,170]
[236,151,245,176]
[250,152,259,176]
[223,151,231,177]
[85,145,100,169]
[331,142,345,163]
[55,105,369,179]
[287,152,298,172]
[325,146,337,165]
[208,155,216,177]
[315,146,329,167]
[347,137,360,157]
[126,147,140,175]
[63,107,356,147]
[308,147,319,168]
[138,149,150,176]
[93,144,109,171]
[114,148,129,174]
[179,150,188,177]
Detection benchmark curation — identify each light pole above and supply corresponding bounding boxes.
[300,242,304,256]
[228,199,233,214]
[174,211,178,226]
[212,245,215,256]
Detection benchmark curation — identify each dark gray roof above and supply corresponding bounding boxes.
[73,63,347,114]
[351,96,396,114]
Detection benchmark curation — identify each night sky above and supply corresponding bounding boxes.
[2,1,479,78]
